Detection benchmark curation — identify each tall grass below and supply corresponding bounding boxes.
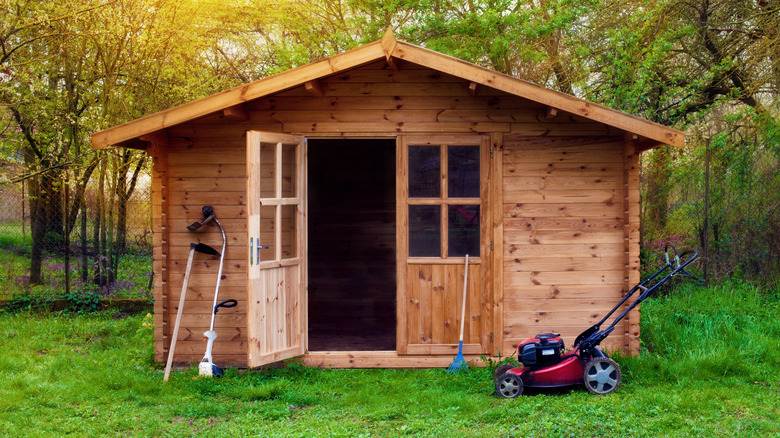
[0,281,778,436]
[632,280,780,384]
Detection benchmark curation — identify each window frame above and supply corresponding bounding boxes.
[406,139,483,261]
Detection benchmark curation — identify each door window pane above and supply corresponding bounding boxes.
[281,143,296,198]
[281,205,297,259]
[260,143,276,198]
[409,146,440,198]
[448,205,479,257]
[448,146,480,198]
[409,205,441,257]
[259,205,276,262]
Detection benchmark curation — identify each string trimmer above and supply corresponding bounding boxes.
[187,206,236,377]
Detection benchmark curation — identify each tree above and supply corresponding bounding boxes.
[1,0,241,284]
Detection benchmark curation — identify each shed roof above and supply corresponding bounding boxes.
[92,29,684,150]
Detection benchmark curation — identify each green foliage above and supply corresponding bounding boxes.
[0,294,55,313]
[62,290,101,314]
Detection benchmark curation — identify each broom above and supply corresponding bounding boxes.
[447,254,469,373]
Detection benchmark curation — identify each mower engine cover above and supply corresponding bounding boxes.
[518,333,565,367]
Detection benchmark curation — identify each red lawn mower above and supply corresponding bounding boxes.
[495,246,698,398]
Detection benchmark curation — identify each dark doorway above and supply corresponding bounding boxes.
[307,139,396,351]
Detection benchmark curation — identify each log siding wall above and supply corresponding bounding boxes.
[500,136,631,355]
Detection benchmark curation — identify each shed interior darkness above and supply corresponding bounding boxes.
[307,139,397,351]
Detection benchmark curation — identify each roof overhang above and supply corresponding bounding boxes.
[92,29,684,150]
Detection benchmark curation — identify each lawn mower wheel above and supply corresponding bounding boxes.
[495,372,524,398]
[583,357,621,395]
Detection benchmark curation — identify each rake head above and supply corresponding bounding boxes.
[446,341,469,374]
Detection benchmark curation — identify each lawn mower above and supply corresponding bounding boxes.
[495,246,698,398]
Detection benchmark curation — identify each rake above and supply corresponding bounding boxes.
[447,254,469,374]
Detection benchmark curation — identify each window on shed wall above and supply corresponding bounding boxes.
[408,144,480,258]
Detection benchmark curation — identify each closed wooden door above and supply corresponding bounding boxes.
[246,131,306,367]
[396,135,492,356]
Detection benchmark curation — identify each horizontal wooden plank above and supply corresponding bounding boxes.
[168,164,246,179]
[168,177,246,192]
[168,204,247,220]
[503,135,623,149]
[159,285,247,302]
[283,121,510,134]
[167,153,246,167]
[502,284,625,300]
[503,229,624,245]
[321,68,466,83]
[503,188,619,204]
[165,217,246,232]
[503,175,621,190]
[503,202,623,218]
[165,313,247,328]
[502,217,621,231]
[504,162,621,177]
[164,191,245,205]
[157,340,246,357]
[404,343,483,355]
[504,310,615,326]
[249,95,542,112]
[301,352,488,368]
[167,123,281,138]
[169,325,247,342]
[504,151,624,166]
[277,81,509,97]
[504,270,625,286]
[164,273,247,289]
[509,123,616,136]
[504,243,626,258]
[503,255,626,272]
[503,298,625,313]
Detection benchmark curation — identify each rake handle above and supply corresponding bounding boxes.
[459,254,469,342]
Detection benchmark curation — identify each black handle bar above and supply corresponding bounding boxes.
[214,299,238,314]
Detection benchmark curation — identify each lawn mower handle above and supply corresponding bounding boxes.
[575,247,698,352]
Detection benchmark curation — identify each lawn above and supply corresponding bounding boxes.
[0,281,778,437]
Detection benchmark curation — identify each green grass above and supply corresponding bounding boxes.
[1,282,779,436]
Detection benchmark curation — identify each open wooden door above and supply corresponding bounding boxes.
[246,131,306,367]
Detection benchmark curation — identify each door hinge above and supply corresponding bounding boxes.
[490,147,494,159]
[490,332,494,343]
[490,240,494,251]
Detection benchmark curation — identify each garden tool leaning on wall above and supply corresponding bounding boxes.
[187,206,237,377]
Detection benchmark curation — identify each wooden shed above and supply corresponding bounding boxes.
[92,30,684,369]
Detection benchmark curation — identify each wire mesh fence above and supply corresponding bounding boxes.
[641,137,780,289]
[0,171,153,301]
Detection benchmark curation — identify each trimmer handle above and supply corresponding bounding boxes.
[214,299,238,314]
